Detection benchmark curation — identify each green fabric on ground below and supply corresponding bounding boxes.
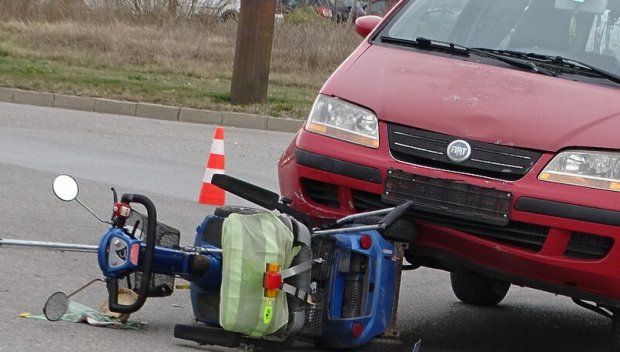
[22,301,142,329]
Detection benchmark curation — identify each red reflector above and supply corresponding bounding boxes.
[352,322,364,338]
[360,234,372,250]
[263,272,282,290]
[129,243,140,265]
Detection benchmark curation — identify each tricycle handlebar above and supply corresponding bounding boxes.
[107,193,157,314]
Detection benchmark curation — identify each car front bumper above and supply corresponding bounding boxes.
[278,127,620,307]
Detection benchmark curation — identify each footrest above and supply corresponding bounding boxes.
[174,324,241,348]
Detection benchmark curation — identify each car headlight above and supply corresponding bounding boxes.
[538,150,620,191]
[305,95,379,148]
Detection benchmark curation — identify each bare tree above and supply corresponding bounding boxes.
[167,0,179,16]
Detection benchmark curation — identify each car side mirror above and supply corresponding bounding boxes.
[355,15,382,38]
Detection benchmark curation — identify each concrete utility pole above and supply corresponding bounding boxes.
[230,0,277,105]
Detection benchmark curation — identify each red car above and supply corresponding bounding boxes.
[278,0,620,349]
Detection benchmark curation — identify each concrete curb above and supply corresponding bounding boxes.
[54,94,96,112]
[0,88,304,133]
[14,90,54,107]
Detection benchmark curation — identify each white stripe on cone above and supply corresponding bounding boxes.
[210,139,225,155]
[203,168,225,183]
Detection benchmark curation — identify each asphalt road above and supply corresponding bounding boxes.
[0,102,612,352]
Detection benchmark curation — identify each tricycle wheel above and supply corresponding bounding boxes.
[214,205,265,218]
[450,271,510,306]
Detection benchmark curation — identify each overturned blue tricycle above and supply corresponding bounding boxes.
[9,174,421,351]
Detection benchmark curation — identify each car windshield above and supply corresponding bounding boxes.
[379,0,620,74]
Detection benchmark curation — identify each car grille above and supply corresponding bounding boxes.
[388,124,543,181]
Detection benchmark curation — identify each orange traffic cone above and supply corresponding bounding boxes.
[198,127,226,205]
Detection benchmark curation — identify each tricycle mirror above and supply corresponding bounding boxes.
[43,291,69,321]
[53,175,79,202]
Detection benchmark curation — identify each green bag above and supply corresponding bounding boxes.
[219,212,296,336]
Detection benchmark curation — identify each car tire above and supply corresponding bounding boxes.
[612,312,620,352]
[450,271,510,306]
[213,205,264,218]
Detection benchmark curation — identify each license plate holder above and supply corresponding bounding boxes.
[383,169,511,226]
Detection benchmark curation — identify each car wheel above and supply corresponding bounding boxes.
[213,205,265,218]
[450,271,510,306]
[612,313,620,352]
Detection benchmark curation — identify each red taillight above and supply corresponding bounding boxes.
[352,322,364,338]
[360,234,372,250]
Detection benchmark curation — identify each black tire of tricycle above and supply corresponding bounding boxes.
[214,205,266,218]
[355,216,417,243]
[450,271,511,307]
[612,313,620,352]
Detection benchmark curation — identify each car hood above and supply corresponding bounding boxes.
[322,45,620,152]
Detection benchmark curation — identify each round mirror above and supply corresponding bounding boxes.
[53,175,79,202]
[43,291,69,321]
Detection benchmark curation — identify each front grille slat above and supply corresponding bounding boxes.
[470,158,524,169]
[473,147,533,160]
[395,142,444,155]
[388,124,542,180]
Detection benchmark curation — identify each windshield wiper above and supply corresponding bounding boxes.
[380,36,554,76]
[467,47,555,76]
[565,57,620,84]
[472,49,620,85]
[379,36,468,56]
[540,54,620,85]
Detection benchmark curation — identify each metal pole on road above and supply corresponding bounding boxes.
[0,238,98,252]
